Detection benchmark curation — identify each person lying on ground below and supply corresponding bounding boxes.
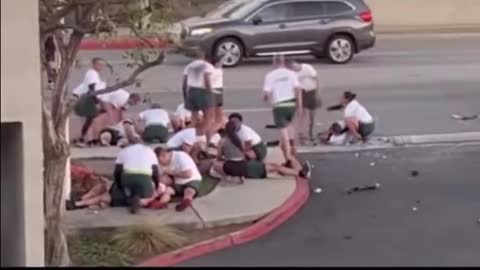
[114,137,161,214]
[94,119,141,147]
[228,112,268,162]
[339,91,375,143]
[318,121,349,145]
[67,176,172,210]
[166,126,207,162]
[135,103,172,143]
[154,147,203,212]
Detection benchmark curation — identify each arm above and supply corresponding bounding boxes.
[151,165,160,189]
[169,168,193,179]
[295,87,303,111]
[113,164,124,190]
[204,72,212,90]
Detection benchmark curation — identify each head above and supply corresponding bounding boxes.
[225,121,244,151]
[128,93,142,106]
[285,58,301,72]
[331,122,345,135]
[341,91,357,106]
[228,112,243,131]
[154,147,173,166]
[99,131,113,146]
[210,54,224,68]
[272,53,286,68]
[194,49,207,60]
[91,57,106,72]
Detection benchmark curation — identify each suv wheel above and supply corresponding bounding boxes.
[214,38,243,67]
[326,35,354,64]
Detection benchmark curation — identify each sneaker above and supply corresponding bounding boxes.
[175,199,192,212]
[128,195,141,214]
[300,161,312,180]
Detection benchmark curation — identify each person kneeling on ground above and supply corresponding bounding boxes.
[114,137,162,214]
[166,126,206,161]
[135,103,172,143]
[98,119,141,147]
[213,121,312,182]
[329,91,375,143]
[154,147,203,212]
[318,121,348,145]
[228,113,268,162]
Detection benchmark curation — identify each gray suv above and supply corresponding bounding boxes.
[170,0,376,67]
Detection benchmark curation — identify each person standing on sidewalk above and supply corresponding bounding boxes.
[286,59,321,144]
[182,50,215,142]
[262,54,303,167]
[208,54,226,141]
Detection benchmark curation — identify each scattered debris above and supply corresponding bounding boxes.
[477,218,480,224]
[411,170,419,177]
[451,114,479,121]
[382,155,388,159]
[373,153,381,158]
[412,207,418,212]
[354,153,360,158]
[343,235,353,240]
[93,210,99,215]
[314,188,323,194]
[265,124,278,129]
[346,183,381,194]
[370,162,376,167]
[416,200,421,204]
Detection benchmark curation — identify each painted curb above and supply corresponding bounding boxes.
[392,132,480,146]
[138,177,310,267]
[79,38,170,50]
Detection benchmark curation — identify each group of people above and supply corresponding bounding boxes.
[68,51,375,214]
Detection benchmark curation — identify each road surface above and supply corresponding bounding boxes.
[71,35,480,140]
[179,144,480,267]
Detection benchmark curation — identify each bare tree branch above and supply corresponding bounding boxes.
[42,103,58,147]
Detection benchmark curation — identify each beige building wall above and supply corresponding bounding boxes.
[1,0,44,267]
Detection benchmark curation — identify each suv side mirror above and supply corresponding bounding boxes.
[251,16,263,25]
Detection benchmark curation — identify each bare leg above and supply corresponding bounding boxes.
[213,161,227,178]
[183,187,197,201]
[265,163,299,177]
[85,113,110,142]
[308,109,316,140]
[75,193,110,208]
[345,117,362,139]
[279,127,293,163]
[191,111,200,130]
[81,182,107,201]
[204,107,216,142]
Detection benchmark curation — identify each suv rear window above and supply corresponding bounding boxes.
[291,1,325,18]
[324,1,354,15]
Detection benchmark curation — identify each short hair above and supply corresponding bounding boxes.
[343,91,357,101]
[150,103,162,109]
[210,54,224,66]
[285,57,298,66]
[129,93,142,102]
[92,57,105,64]
[228,112,243,122]
[154,146,171,156]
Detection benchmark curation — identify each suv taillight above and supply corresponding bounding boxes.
[360,11,373,22]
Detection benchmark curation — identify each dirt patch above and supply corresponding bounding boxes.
[69,222,251,267]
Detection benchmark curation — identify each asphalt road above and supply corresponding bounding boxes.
[178,144,480,267]
[71,35,480,140]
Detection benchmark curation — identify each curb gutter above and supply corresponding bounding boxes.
[138,177,310,267]
[392,132,480,146]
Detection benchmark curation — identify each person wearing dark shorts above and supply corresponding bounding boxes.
[114,141,160,214]
[228,113,268,162]
[99,120,139,147]
[286,59,321,142]
[182,51,215,140]
[137,104,172,143]
[341,91,375,143]
[155,147,203,212]
[245,159,312,180]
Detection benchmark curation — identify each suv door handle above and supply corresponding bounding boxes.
[279,23,287,29]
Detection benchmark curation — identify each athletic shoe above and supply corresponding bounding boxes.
[175,199,192,212]
[299,161,312,180]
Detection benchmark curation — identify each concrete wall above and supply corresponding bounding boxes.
[0,0,44,267]
[365,0,480,32]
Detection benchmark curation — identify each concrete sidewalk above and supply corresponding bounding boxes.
[66,147,295,234]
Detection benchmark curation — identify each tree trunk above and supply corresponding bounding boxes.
[43,139,71,266]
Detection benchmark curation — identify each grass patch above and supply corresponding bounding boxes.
[68,222,251,267]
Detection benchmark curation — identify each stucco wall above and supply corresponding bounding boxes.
[0,0,44,266]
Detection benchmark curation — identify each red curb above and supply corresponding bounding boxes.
[79,38,170,50]
[138,177,310,267]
